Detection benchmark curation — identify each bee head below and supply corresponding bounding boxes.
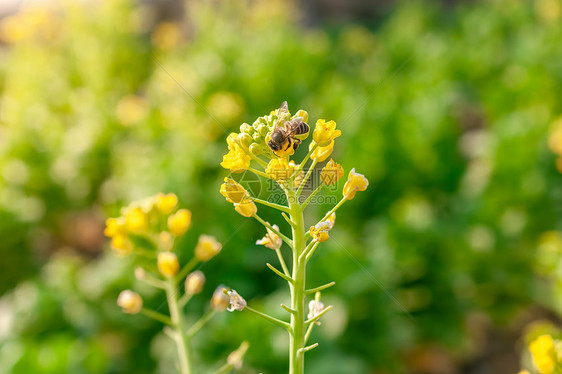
[271,130,285,143]
[268,139,280,151]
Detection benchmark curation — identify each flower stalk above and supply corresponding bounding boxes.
[220,101,369,373]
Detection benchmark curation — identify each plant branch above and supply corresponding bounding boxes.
[266,263,294,283]
[245,306,291,330]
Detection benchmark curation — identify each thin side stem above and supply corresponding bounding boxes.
[253,214,292,245]
[251,197,291,214]
[292,142,318,186]
[248,167,270,179]
[187,309,216,337]
[317,197,347,225]
[296,159,318,198]
[175,257,199,284]
[300,183,325,211]
[141,308,172,325]
[275,247,290,277]
[244,306,291,330]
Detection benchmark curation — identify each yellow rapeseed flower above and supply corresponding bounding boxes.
[530,334,557,374]
[313,119,341,147]
[125,207,148,232]
[256,224,283,250]
[220,177,249,203]
[320,159,344,185]
[117,290,143,314]
[195,234,223,262]
[158,252,180,277]
[155,193,178,214]
[234,201,257,217]
[266,158,295,181]
[309,221,331,242]
[294,109,309,123]
[110,235,134,256]
[168,209,192,236]
[104,217,125,238]
[310,140,334,162]
[342,169,369,200]
[221,133,251,173]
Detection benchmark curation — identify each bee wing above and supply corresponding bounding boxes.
[279,101,288,113]
[284,117,303,135]
[273,101,290,128]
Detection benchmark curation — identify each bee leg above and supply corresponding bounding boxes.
[292,142,299,151]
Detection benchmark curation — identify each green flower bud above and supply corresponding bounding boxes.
[249,143,263,156]
[240,123,252,134]
[238,133,253,147]
[258,124,269,137]
[253,132,262,141]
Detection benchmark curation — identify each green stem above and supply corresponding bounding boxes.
[248,167,270,179]
[141,308,172,325]
[300,183,325,210]
[244,306,291,330]
[175,257,199,284]
[165,279,192,374]
[187,309,216,337]
[296,159,318,198]
[317,196,347,224]
[251,198,290,213]
[253,214,292,245]
[292,142,318,187]
[287,189,306,374]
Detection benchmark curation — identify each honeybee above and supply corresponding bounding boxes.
[267,101,310,155]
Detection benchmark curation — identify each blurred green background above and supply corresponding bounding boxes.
[1,0,562,373]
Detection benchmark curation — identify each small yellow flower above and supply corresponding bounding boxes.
[195,235,223,262]
[234,201,257,217]
[220,177,249,203]
[185,271,206,295]
[310,140,334,162]
[125,207,148,232]
[221,133,251,173]
[155,193,178,214]
[110,235,134,256]
[104,217,125,238]
[320,159,344,185]
[158,231,174,251]
[266,158,295,181]
[342,168,369,200]
[168,209,192,236]
[158,252,180,277]
[117,290,143,314]
[530,334,557,374]
[294,109,309,123]
[211,286,230,311]
[256,224,283,250]
[313,119,341,147]
[309,221,331,242]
